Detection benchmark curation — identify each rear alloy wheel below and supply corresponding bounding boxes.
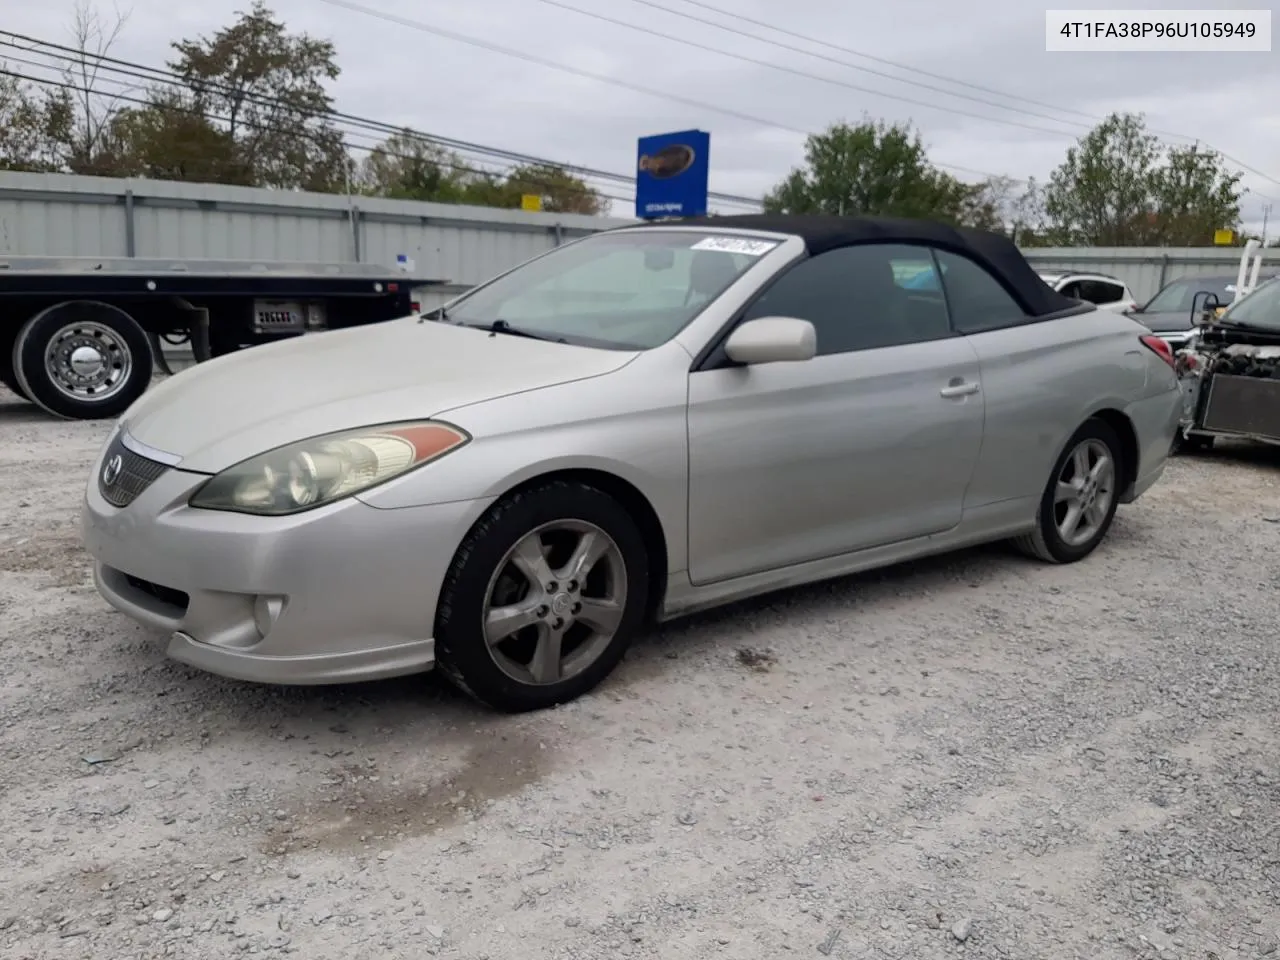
[1014,418,1122,564]
[434,481,650,712]
[12,301,153,419]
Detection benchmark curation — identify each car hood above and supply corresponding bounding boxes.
[123,318,637,473]
[1135,311,1200,333]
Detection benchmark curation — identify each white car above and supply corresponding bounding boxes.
[1038,272,1138,314]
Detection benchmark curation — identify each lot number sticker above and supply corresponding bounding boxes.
[690,237,779,256]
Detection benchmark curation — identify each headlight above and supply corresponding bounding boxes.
[188,421,470,515]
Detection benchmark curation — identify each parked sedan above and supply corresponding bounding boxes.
[81,215,1182,712]
[1129,273,1275,350]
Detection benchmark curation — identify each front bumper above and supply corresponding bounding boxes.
[80,452,493,685]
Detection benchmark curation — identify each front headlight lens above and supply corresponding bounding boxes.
[188,421,469,515]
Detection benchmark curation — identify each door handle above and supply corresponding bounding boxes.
[940,381,980,398]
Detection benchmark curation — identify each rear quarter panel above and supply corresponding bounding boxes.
[963,309,1149,509]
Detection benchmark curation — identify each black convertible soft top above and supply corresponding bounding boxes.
[626,213,1080,318]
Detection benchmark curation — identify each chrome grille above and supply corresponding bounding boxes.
[98,434,168,508]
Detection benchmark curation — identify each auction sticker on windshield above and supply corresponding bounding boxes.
[690,237,780,256]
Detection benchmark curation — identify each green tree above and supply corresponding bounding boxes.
[0,68,72,172]
[104,89,241,182]
[1043,112,1241,246]
[495,163,606,215]
[356,130,473,202]
[109,1,348,189]
[1152,142,1243,246]
[357,132,607,214]
[58,0,135,176]
[763,119,975,224]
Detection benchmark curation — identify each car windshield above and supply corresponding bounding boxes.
[440,229,781,350]
[1218,277,1280,332]
[1142,277,1235,324]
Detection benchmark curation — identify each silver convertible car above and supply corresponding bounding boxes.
[81,215,1182,712]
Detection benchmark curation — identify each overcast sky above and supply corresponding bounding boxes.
[4,0,1278,234]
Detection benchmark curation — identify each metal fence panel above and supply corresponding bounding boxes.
[1023,248,1252,302]
[0,171,631,289]
[0,172,1264,305]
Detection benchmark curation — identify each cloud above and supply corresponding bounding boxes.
[3,0,1278,231]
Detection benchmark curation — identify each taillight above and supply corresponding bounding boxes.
[410,301,421,313]
[1140,334,1175,368]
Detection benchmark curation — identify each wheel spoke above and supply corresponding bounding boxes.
[1059,502,1083,540]
[576,597,623,635]
[1071,445,1091,480]
[509,534,555,589]
[1055,481,1079,504]
[1088,454,1112,487]
[485,601,542,645]
[1084,501,1105,530]
[528,623,565,684]
[559,530,611,584]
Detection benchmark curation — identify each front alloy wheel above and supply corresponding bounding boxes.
[483,521,627,687]
[435,481,650,712]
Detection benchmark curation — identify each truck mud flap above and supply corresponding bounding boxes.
[1201,374,1280,442]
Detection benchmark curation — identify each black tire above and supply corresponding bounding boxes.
[11,301,154,420]
[1013,418,1123,564]
[434,480,650,713]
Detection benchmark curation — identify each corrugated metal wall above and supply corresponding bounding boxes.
[0,171,634,301]
[1024,247,1254,302]
[0,171,1259,305]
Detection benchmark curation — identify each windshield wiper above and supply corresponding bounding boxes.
[477,319,566,343]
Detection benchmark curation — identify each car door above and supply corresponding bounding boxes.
[935,249,1146,509]
[685,243,986,585]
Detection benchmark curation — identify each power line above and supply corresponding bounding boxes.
[309,0,1021,184]
[0,29,764,208]
[0,64,647,207]
[560,0,1098,134]
[663,0,1108,122]
[644,0,1280,191]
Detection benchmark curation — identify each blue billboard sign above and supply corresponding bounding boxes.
[635,129,710,219]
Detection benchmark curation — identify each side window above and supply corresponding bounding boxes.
[1076,280,1124,304]
[934,249,1027,334]
[740,243,952,356]
[1058,280,1082,299]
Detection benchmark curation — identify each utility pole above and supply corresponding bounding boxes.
[1262,203,1272,247]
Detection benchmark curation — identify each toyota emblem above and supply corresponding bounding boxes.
[102,454,124,487]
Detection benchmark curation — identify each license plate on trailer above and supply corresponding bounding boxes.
[252,300,305,333]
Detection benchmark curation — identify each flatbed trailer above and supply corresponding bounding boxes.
[0,255,442,420]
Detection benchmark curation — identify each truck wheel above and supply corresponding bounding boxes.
[11,301,153,420]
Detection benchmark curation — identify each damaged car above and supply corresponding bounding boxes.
[1174,273,1280,452]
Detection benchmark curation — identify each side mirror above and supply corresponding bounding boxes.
[1192,291,1221,325]
[724,317,816,365]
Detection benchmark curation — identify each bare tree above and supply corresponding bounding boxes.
[61,0,134,174]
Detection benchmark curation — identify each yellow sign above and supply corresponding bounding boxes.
[520,194,543,212]
[1213,228,1234,245]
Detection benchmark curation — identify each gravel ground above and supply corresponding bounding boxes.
[2,381,1279,960]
